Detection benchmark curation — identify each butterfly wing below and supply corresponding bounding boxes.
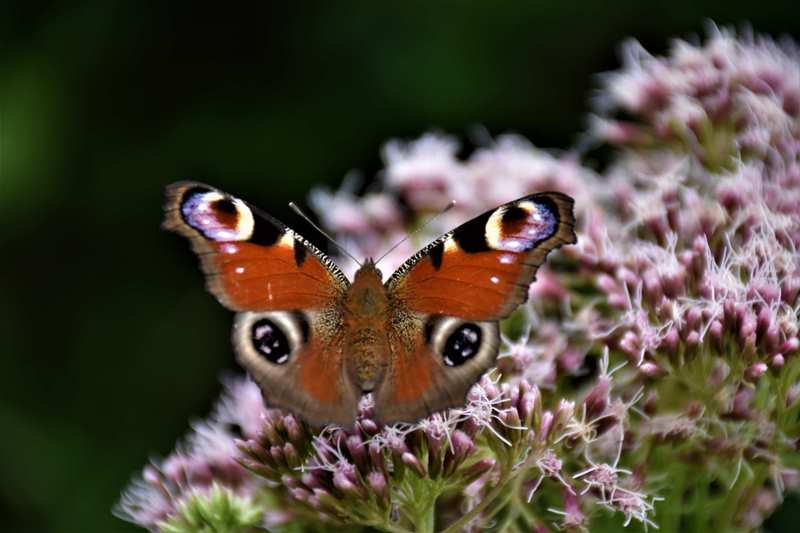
[164,181,360,425]
[163,181,350,311]
[233,310,359,426]
[375,192,576,423]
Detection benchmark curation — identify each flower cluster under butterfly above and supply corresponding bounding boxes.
[163,182,576,426]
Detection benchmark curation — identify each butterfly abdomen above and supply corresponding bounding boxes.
[342,261,392,390]
[345,326,386,390]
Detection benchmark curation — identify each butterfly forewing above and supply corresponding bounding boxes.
[386,192,576,320]
[163,181,349,311]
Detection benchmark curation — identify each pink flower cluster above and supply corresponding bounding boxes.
[114,378,266,530]
[118,26,800,533]
[593,25,800,169]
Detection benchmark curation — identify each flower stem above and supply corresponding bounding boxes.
[441,449,538,533]
[440,474,508,533]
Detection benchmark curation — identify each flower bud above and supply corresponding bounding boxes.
[619,331,641,358]
[685,330,700,349]
[366,470,390,504]
[332,469,364,499]
[346,435,368,471]
[270,445,285,464]
[401,452,427,477]
[282,415,305,448]
[639,361,667,378]
[301,471,323,490]
[730,387,755,419]
[460,458,496,485]
[290,487,312,503]
[685,307,702,332]
[444,430,475,476]
[283,443,302,469]
[359,418,380,436]
[519,388,541,426]
[583,377,610,420]
[596,273,620,294]
[538,411,555,443]
[281,474,300,489]
[780,337,799,355]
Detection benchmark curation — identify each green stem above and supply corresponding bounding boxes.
[439,469,511,533]
[441,448,540,533]
[492,496,521,532]
[417,498,436,533]
[485,466,529,531]
[658,459,687,533]
[373,523,415,533]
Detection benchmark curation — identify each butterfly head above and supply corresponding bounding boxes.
[351,257,382,281]
[346,259,387,316]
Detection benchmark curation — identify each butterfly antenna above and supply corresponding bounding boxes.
[289,202,362,267]
[375,200,456,266]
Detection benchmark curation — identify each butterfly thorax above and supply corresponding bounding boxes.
[343,260,389,390]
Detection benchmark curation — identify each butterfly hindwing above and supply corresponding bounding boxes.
[233,310,360,426]
[374,314,500,424]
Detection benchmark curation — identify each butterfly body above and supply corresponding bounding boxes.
[342,261,390,390]
[164,181,576,426]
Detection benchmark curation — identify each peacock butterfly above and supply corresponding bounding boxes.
[163,181,576,426]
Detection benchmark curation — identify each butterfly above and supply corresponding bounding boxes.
[163,182,576,426]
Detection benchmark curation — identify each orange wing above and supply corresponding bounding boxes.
[374,193,576,422]
[386,192,576,320]
[163,181,349,310]
[374,316,500,424]
[164,182,360,426]
[233,310,360,426]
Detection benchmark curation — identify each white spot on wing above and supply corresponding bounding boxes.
[485,208,505,249]
[279,231,295,248]
[233,198,255,240]
[490,275,500,284]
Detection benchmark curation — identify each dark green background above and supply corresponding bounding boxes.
[2,2,798,532]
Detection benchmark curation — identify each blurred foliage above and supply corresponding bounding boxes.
[1,1,799,532]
